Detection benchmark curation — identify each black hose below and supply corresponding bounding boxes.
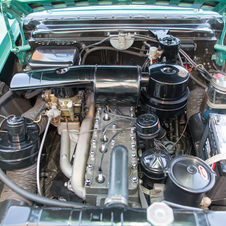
[0,90,13,105]
[0,168,89,208]
[25,89,43,99]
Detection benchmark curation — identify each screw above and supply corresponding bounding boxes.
[131,144,136,150]
[131,153,137,159]
[130,136,136,141]
[131,127,136,134]
[85,179,91,186]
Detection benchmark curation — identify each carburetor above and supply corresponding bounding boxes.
[42,89,83,122]
[85,107,140,207]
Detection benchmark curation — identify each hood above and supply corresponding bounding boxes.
[0,0,226,17]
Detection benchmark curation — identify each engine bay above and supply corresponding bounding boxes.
[1,8,226,222]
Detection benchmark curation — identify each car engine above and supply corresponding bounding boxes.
[1,8,226,218]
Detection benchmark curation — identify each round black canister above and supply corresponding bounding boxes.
[140,148,171,187]
[164,155,216,207]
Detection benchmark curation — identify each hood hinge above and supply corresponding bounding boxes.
[1,2,31,66]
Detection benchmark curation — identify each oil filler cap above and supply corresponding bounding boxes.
[147,202,174,226]
[136,113,160,139]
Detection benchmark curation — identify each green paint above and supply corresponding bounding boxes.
[212,15,226,66]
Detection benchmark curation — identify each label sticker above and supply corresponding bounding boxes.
[199,166,208,180]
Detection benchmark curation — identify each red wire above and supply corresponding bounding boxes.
[184,58,193,72]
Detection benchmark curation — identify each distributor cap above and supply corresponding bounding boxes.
[141,148,171,180]
[159,36,180,47]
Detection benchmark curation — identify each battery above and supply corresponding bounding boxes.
[199,113,226,204]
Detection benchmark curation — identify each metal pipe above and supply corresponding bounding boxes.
[71,92,95,199]
[0,167,88,208]
[105,145,128,207]
[36,116,52,196]
[60,130,72,178]
[81,46,147,65]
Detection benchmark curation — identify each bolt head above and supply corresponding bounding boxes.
[111,139,116,145]
[132,176,138,183]
[131,163,137,169]
[90,150,95,158]
[92,139,97,146]
[147,202,174,226]
[85,179,91,186]
[88,164,93,169]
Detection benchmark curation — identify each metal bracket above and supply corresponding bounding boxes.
[212,15,226,67]
[1,3,31,66]
[150,29,169,40]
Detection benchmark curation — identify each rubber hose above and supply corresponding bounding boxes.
[0,164,36,205]
[22,95,47,135]
[0,167,89,208]
[0,90,13,105]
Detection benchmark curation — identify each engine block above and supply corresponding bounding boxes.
[85,107,139,207]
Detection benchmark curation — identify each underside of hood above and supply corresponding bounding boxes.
[0,0,226,17]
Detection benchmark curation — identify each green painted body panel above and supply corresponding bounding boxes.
[0,0,226,16]
[0,15,20,73]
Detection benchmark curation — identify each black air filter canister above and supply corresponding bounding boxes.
[141,64,190,118]
[0,116,39,206]
[164,155,216,207]
[0,116,39,170]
